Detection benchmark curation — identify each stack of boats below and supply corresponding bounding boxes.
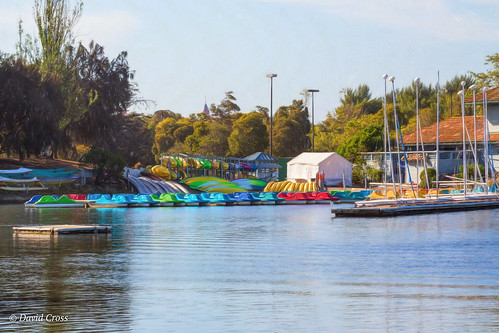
[0,167,79,191]
[25,191,339,208]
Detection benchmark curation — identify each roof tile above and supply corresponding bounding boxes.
[402,115,499,144]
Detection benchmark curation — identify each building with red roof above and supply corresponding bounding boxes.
[363,87,499,185]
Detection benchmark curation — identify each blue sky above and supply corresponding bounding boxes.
[1,0,499,122]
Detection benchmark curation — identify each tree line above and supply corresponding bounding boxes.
[1,0,498,169]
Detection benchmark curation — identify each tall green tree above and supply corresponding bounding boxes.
[113,112,155,166]
[336,124,383,163]
[228,111,268,157]
[210,91,241,123]
[0,58,66,159]
[443,74,475,117]
[340,84,382,116]
[33,0,83,72]
[470,53,499,87]
[67,42,135,147]
[272,99,310,157]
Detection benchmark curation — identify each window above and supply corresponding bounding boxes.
[439,152,451,159]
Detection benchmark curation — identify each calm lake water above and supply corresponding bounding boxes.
[0,203,497,332]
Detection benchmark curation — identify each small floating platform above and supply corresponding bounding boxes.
[332,197,499,217]
[13,224,112,234]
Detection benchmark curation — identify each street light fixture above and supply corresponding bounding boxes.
[267,74,277,157]
[307,89,319,152]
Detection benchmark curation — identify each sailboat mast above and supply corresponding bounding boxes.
[436,72,440,197]
[471,85,478,185]
[459,81,467,198]
[382,75,388,199]
[389,77,403,196]
[482,87,489,194]
[415,77,420,191]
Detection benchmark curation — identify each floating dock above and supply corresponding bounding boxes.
[13,225,112,234]
[331,198,499,217]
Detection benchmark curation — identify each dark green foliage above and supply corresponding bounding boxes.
[0,57,67,159]
[352,165,383,185]
[81,147,125,183]
[368,168,384,183]
[67,42,135,147]
[336,125,383,163]
[272,99,310,157]
[114,112,155,166]
[228,111,268,157]
[351,166,364,185]
[457,164,485,179]
[340,84,382,116]
[420,167,436,189]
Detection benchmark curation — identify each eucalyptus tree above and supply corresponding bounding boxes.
[0,58,66,159]
[443,74,475,117]
[67,42,136,147]
[33,0,83,72]
[470,53,499,87]
[209,91,241,123]
[340,84,382,116]
[272,99,311,157]
[228,111,269,157]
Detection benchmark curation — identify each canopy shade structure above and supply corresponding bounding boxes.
[257,163,281,168]
[244,152,278,163]
[287,152,352,186]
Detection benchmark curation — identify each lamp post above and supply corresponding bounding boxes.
[307,89,319,152]
[266,74,277,157]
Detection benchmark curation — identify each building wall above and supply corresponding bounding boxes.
[489,104,499,134]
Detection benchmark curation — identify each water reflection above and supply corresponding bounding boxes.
[0,204,497,332]
[0,206,132,332]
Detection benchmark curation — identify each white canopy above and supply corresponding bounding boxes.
[287,152,352,186]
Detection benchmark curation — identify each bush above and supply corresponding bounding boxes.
[367,168,383,183]
[420,168,436,189]
[352,166,364,185]
[352,165,384,185]
[82,148,125,184]
[457,164,485,179]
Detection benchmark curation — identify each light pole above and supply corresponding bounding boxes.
[307,89,319,151]
[266,74,277,157]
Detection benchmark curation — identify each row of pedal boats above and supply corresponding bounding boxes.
[24,191,339,208]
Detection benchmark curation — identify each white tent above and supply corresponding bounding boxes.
[287,152,352,186]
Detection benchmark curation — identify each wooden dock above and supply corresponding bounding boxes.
[13,224,112,234]
[332,198,499,217]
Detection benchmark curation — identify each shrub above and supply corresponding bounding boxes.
[82,148,125,184]
[420,168,436,189]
